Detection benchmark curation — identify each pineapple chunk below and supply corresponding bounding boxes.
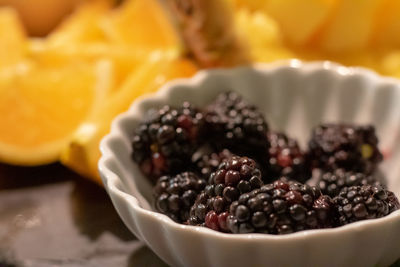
[264,0,336,45]
[318,0,382,52]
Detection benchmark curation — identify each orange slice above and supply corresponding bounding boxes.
[47,0,111,45]
[100,0,180,50]
[27,40,152,90]
[0,8,27,67]
[0,59,112,166]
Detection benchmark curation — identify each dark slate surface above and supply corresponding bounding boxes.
[0,163,168,267]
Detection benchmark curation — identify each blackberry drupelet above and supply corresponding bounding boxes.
[316,168,381,197]
[226,180,334,234]
[188,156,264,231]
[333,185,399,226]
[192,147,234,179]
[308,123,383,174]
[154,172,206,223]
[264,131,311,183]
[204,91,269,157]
[131,102,205,180]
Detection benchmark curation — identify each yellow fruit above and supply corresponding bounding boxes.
[27,40,152,89]
[234,9,294,62]
[0,0,82,36]
[61,53,198,184]
[228,0,268,11]
[381,50,400,77]
[0,8,26,67]
[0,59,112,166]
[264,0,336,45]
[317,0,382,52]
[372,0,400,47]
[47,0,110,45]
[100,0,180,50]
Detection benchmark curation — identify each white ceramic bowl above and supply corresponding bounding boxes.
[99,60,400,267]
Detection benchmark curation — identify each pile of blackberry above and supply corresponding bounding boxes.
[131,91,399,235]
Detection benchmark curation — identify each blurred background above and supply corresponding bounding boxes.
[0,0,399,266]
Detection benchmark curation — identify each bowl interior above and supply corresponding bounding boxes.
[105,62,400,212]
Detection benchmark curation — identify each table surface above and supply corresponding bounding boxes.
[0,163,169,267]
[0,163,399,267]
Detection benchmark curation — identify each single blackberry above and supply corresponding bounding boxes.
[316,169,381,197]
[333,185,399,226]
[132,102,205,180]
[154,172,206,223]
[204,91,269,157]
[263,131,311,183]
[191,146,234,179]
[308,124,383,174]
[188,156,264,231]
[226,180,334,234]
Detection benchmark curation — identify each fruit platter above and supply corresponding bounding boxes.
[1,0,400,266]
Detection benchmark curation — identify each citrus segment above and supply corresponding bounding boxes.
[235,9,294,62]
[264,0,336,46]
[27,40,152,89]
[47,0,111,45]
[0,60,111,165]
[100,0,180,50]
[317,0,382,52]
[0,8,26,67]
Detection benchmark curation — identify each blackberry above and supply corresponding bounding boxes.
[308,124,383,174]
[226,180,334,234]
[333,185,399,226]
[191,146,234,179]
[316,169,381,197]
[154,172,206,223]
[131,102,205,180]
[263,131,311,183]
[204,91,269,156]
[388,191,400,210]
[188,156,264,231]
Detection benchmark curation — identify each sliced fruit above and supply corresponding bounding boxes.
[372,0,400,47]
[228,0,268,11]
[234,9,294,62]
[264,0,336,45]
[317,0,382,52]
[0,59,112,166]
[27,40,152,89]
[381,51,400,77]
[47,0,111,45]
[0,8,26,67]
[0,0,82,36]
[100,0,180,50]
[61,53,198,184]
